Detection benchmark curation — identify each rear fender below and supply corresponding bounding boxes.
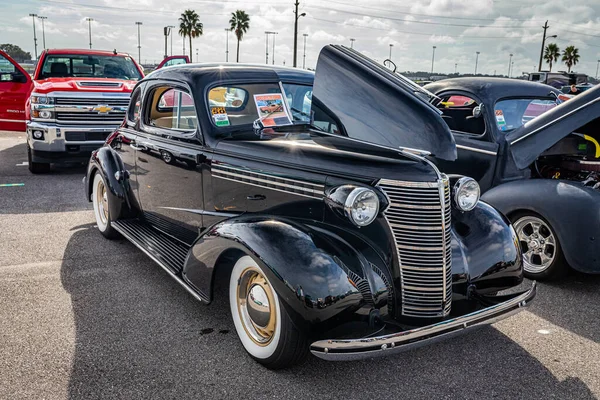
[482,179,600,273]
[182,216,391,331]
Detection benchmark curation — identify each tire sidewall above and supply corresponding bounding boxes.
[92,173,110,233]
[229,255,282,360]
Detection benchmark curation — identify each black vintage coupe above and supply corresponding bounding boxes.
[84,46,534,369]
[425,78,600,280]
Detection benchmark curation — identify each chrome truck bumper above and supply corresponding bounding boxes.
[27,121,117,152]
[310,282,537,361]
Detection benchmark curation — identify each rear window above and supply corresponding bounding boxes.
[494,98,559,132]
[40,54,142,81]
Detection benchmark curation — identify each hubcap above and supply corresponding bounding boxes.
[96,179,109,225]
[236,267,277,346]
[514,216,556,274]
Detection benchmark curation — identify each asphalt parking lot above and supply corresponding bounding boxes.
[1,130,599,400]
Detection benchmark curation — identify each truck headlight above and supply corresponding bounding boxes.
[344,187,379,226]
[453,177,480,211]
[31,95,54,104]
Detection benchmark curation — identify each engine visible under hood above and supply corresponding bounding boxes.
[310,45,457,161]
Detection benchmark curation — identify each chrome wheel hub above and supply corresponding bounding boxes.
[236,267,277,346]
[514,216,556,274]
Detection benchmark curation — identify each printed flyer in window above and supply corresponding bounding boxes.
[253,93,292,127]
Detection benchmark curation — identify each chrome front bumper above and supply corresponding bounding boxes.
[310,282,536,361]
[26,120,117,152]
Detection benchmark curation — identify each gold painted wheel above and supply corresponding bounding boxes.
[95,178,109,226]
[236,267,277,346]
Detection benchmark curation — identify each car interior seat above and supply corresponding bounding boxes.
[464,105,485,135]
[49,63,69,77]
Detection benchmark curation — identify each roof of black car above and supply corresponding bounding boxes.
[425,77,559,102]
[147,63,314,85]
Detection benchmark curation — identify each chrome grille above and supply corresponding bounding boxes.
[378,178,452,318]
[54,98,130,106]
[56,112,125,123]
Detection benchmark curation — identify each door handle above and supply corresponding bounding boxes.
[246,194,266,201]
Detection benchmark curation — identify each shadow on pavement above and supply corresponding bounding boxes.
[61,224,596,399]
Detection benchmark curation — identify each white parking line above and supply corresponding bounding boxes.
[16,162,28,167]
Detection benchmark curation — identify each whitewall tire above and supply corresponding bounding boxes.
[229,255,309,369]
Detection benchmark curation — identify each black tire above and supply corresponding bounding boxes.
[91,172,120,239]
[511,211,568,281]
[229,255,309,369]
[27,146,50,174]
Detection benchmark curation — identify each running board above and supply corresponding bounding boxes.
[112,219,208,303]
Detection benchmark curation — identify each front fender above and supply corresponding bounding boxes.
[482,179,600,273]
[85,145,138,219]
[182,216,391,332]
[451,201,523,294]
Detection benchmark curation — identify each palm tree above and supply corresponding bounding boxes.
[229,10,250,62]
[562,45,580,73]
[543,43,560,72]
[179,10,203,62]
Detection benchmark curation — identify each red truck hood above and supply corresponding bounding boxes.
[33,77,137,94]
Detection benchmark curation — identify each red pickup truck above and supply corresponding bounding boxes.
[0,50,188,173]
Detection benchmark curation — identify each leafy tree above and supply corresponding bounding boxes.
[543,43,560,72]
[561,45,580,73]
[0,44,32,63]
[179,10,203,61]
[229,10,250,63]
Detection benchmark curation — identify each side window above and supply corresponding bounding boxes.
[127,87,142,125]
[437,94,485,136]
[0,54,17,73]
[145,86,197,132]
[282,83,312,122]
[208,83,281,128]
[163,58,187,68]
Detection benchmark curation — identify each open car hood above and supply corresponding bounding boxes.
[310,45,456,161]
[508,84,600,169]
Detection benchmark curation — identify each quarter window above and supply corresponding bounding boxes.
[146,86,197,131]
[437,94,485,136]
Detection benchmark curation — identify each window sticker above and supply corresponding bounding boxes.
[253,93,292,127]
[213,112,230,127]
[211,106,226,115]
[495,109,507,131]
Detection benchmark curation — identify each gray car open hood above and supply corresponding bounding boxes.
[310,45,457,161]
[507,84,600,169]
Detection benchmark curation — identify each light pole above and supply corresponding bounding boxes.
[135,22,142,64]
[38,16,47,50]
[596,59,600,80]
[302,34,308,69]
[86,17,93,49]
[511,62,514,78]
[272,32,278,65]
[265,31,276,64]
[225,28,230,62]
[292,0,306,68]
[167,26,175,56]
[389,44,393,61]
[29,13,38,60]
[508,53,513,77]
[475,51,480,75]
[196,48,199,63]
[350,38,355,49]
[454,63,458,74]
[163,26,170,59]
[431,46,436,74]
[538,21,557,72]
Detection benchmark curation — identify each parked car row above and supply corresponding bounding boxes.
[3,44,598,369]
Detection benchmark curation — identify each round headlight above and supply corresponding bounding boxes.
[344,187,379,226]
[39,110,52,119]
[32,130,44,139]
[453,177,480,211]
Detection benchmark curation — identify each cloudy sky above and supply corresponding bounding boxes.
[1,0,600,77]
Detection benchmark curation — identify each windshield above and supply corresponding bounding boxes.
[494,98,559,132]
[40,54,142,81]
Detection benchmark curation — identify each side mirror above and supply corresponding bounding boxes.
[0,72,27,83]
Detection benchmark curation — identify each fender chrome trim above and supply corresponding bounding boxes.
[310,282,536,361]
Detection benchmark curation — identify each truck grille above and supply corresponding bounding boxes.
[378,178,452,319]
[54,98,130,107]
[56,112,125,123]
